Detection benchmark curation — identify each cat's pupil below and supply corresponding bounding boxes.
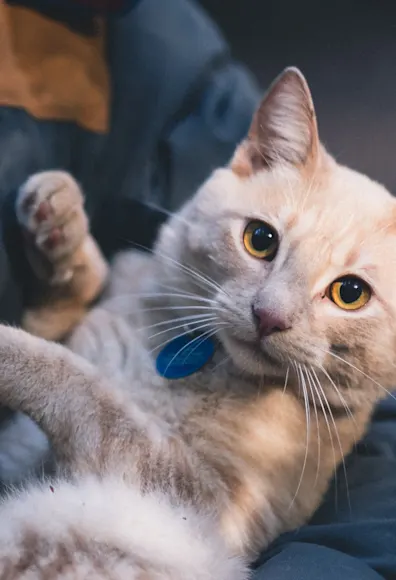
[251,225,275,251]
[339,279,362,303]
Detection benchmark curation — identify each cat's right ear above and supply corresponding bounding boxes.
[231,67,319,176]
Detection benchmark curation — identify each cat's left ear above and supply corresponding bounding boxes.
[231,67,320,176]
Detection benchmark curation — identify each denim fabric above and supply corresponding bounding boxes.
[0,0,260,322]
[94,0,259,213]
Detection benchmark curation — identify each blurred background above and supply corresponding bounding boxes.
[201,0,396,191]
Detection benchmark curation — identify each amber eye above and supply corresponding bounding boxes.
[328,276,371,311]
[243,220,279,261]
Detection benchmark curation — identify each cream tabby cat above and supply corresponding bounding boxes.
[0,68,393,578]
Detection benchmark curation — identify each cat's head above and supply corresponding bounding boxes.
[156,68,396,409]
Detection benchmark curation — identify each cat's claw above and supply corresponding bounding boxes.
[16,171,88,267]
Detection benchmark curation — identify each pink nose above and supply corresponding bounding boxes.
[252,306,290,338]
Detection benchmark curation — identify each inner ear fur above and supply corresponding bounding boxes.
[231,67,319,177]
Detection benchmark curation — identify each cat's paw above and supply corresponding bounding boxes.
[16,171,89,282]
[16,171,88,262]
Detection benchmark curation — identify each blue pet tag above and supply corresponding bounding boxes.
[156,334,215,379]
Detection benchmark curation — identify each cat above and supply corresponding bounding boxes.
[0,67,393,578]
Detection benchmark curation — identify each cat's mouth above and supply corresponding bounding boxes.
[220,331,285,372]
[244,337,282,367]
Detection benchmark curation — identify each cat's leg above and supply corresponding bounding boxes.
[0,323,135,474]
[0,322,217,504]
[0,172,108,486]
[0,323,205,492]
[15,171,108,340]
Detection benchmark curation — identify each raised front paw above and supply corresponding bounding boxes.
[16,171,89,283]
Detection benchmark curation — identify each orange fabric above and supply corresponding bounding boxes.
[0,3,109,132]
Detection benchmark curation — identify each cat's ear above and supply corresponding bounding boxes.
[231,67,319,175]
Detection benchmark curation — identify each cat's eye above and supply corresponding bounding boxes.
[328,276,371,311]
[243,220,279,261]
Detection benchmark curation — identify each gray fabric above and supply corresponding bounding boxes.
[0,0,259,323]
[93,0,259,212]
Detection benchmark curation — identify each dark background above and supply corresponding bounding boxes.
[200,0,396,192]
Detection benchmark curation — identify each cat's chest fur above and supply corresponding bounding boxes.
[69,296,240,422]
[64,251,361,556]
[66,279,330,555]
[66,249,239,419]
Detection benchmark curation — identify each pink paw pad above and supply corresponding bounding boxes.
[44,228,64,250]
[35,201,52,223]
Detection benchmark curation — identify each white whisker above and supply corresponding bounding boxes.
[211,355,231,372]
[181,328,219,364]
[149,320,228,355]
[134,242,229,298]
[106,292,219,307]
[138,313,218,333]
[317,364,358,439]
[305,367,321,486]
[282,365,290,396]
[315,374,352,516]
[147,317,218,341]
[157,283,216,300]
[140,304,223,314]
[163,326,225,376]
[318,346,396,403]
[142,202,193,227]
[289,362,310,510]
[310,366,339,509]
